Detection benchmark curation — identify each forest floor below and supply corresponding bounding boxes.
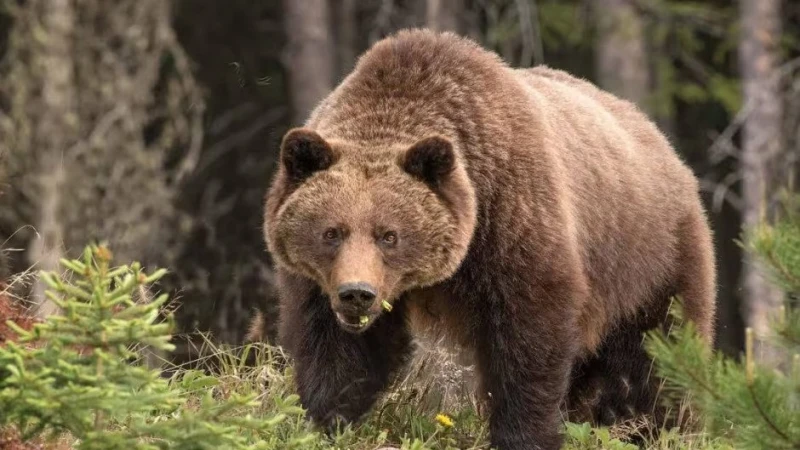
[166,339,731,450]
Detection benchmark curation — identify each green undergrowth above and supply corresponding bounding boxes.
[644,193,800,450]
[165,339,733,450]
[0,244,730,449]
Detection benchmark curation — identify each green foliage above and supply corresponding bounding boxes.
[646,195,800,450]
[564,420,733,450]
[747,194,800,356]
[537,2,590,50]
[641,0,742,115]
[647,314,800,449]
[563,422,638,450]
[747,194,800,297]
[0,245,316,449]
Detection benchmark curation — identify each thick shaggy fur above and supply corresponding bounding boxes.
[261,29,716,450]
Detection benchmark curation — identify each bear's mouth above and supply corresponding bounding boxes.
[335,311,378,333]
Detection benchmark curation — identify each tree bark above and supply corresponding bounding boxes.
[738,0,784,361]
[283,0,334,125]
[592,0,649,108]
[1,0,202,326]
[426,0,464,33]
[334,0,358,80]
[27,0,77,317]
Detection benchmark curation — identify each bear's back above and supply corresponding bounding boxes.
[517,66,696,193]
[514,66,706,344]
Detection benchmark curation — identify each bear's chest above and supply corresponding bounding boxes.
[404,287,476,369]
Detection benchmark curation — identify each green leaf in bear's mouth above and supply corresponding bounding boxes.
[381,300,393,312]
[359,315,370,325]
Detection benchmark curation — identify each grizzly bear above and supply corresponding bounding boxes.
[261,29,716,450]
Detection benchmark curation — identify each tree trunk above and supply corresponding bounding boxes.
[426,0,464,33]
[26,0,77,317]
[1,0,202,325]
[334,0,358,80]
[592,0,649,108]
[738,0,785,362]
[283,0,334,125]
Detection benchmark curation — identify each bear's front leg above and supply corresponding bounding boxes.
[276,270,412,432]
[468,273,581,450]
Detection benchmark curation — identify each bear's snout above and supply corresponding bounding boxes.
[338,282,377,309]
[331,282,382,333]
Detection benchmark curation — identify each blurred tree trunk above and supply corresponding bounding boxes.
[24,0,77,317]
[592,0,649,109]
[0,0,202,322]
[283,0,334,125]
[649,48,677,139]
[426,0,464,33]
[738,0,785,362]
[334,0,358,80]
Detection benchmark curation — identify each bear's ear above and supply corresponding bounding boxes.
[401,136,456,186]
[280,128,337,183]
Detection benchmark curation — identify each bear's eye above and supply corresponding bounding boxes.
[323,228,340,242]
[381,231,398,247]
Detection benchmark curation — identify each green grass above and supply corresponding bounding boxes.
[158,337,731,450]
[162,338,488,450]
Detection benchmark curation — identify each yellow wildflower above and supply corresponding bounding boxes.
[435,413,454,428]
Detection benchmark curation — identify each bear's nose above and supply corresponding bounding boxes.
[337,282,377,309]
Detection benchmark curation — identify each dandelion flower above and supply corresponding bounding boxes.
[435,413,454,428]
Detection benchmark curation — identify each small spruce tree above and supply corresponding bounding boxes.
[0,244,317,449]
[646,194,800,449]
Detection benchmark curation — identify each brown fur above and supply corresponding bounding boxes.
[260,29,716,450]
[244,310,267,343]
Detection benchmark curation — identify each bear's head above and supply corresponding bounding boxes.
[265,128,477,333]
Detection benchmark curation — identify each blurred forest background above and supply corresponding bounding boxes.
[0,0,798,367]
